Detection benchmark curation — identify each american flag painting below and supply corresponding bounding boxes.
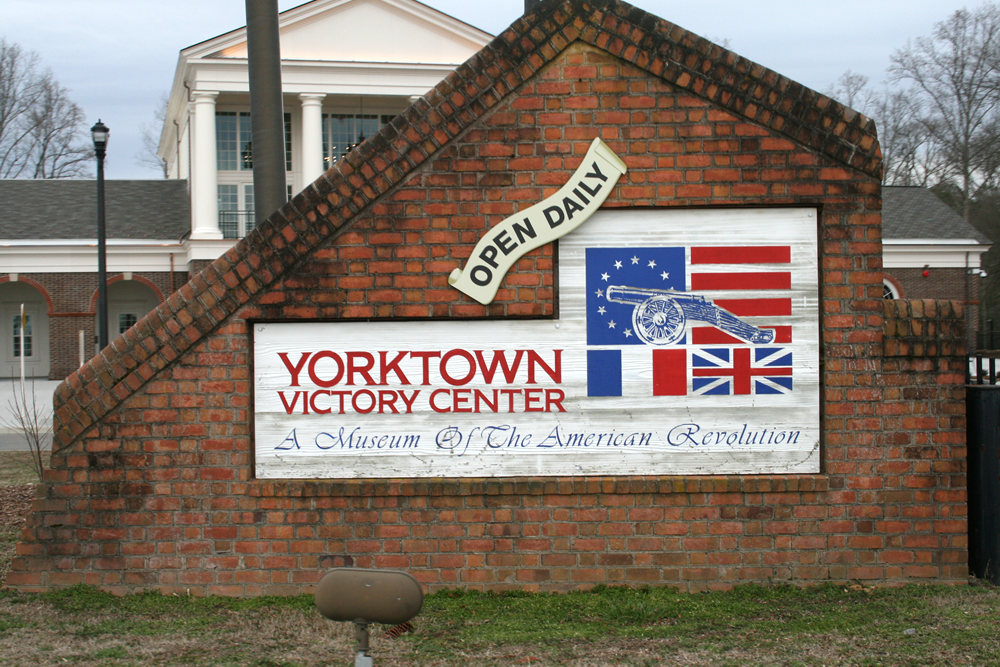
[586,245,794,397]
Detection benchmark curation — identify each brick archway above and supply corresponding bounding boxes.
[0,275,56,316]
[87,274,165,312]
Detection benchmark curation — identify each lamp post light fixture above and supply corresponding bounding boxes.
[91,120,110,351]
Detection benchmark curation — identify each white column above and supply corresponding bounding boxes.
[299,93,325,185]
[191,91,222,240]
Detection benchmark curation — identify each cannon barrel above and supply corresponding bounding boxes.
[606,285,707,306]
[702,308,775,344]
[605,285,775,345]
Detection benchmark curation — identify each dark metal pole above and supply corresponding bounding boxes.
[245,0,287,226]
[525,0,541,12]
[94,127,109,351]
[967,385,1000,584]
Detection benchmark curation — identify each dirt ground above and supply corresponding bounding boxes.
[0,484,33,529]
[0,483,33,585]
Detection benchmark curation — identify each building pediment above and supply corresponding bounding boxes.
[184,0,491,65]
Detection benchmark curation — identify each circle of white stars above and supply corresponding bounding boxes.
[592,252,674,341]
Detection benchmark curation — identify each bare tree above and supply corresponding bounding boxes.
[826,72,936,187]
[828,70,876,111]
[889,4,1000,221]
[870,90,945,187]
[26,78,91,178]
[0,38,91,179]
[0,377,52,483]
[134,93,169,177]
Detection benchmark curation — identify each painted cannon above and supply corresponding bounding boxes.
[605,285,775,346]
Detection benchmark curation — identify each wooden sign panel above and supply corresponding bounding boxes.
[253,208,820,479]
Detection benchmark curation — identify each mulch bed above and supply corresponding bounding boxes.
[0,485,34,529]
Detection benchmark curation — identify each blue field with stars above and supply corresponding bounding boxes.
[585,246,686,346]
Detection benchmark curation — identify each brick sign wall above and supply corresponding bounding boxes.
[6,0,968,594]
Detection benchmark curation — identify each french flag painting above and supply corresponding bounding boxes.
[586,245,793,397]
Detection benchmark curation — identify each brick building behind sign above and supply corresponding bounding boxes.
[880,185,988,348]
[6,0,968,594]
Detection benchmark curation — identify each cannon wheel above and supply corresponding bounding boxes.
[632,296,686,345]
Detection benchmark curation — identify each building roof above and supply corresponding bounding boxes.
[0,180,190,241]
[882,186,989,243]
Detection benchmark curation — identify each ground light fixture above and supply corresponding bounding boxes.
[315,568,424,667]
[90,120,110,351]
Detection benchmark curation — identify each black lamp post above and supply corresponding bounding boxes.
[91,120,109,351]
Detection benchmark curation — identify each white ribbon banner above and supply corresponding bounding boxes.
[448,137,627,304]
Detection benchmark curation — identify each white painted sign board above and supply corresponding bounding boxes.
[253,208,820,479]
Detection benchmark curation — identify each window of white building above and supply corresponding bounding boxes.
[12,313,32,358]
[217,111,295,239]
[118,313,138,335]
[217,184,251,239]
[218,181,294,239]
[217,112,292,171]
[322,114,393,168]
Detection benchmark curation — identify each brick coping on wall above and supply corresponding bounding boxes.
[50,0,880,456]
[883,299,967,358]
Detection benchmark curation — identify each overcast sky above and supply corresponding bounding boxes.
[3,0,964,179]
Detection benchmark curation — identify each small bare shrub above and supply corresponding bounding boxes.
[1,376,51,483]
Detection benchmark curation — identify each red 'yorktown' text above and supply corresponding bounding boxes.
[277,349,563,387]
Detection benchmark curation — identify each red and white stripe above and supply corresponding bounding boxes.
[688,245,792,345]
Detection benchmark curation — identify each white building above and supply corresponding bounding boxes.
[158,0,492,272]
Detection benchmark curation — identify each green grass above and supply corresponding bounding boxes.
[409,583,1000,664]
[0,451,40,486]
[0,582,996,665]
